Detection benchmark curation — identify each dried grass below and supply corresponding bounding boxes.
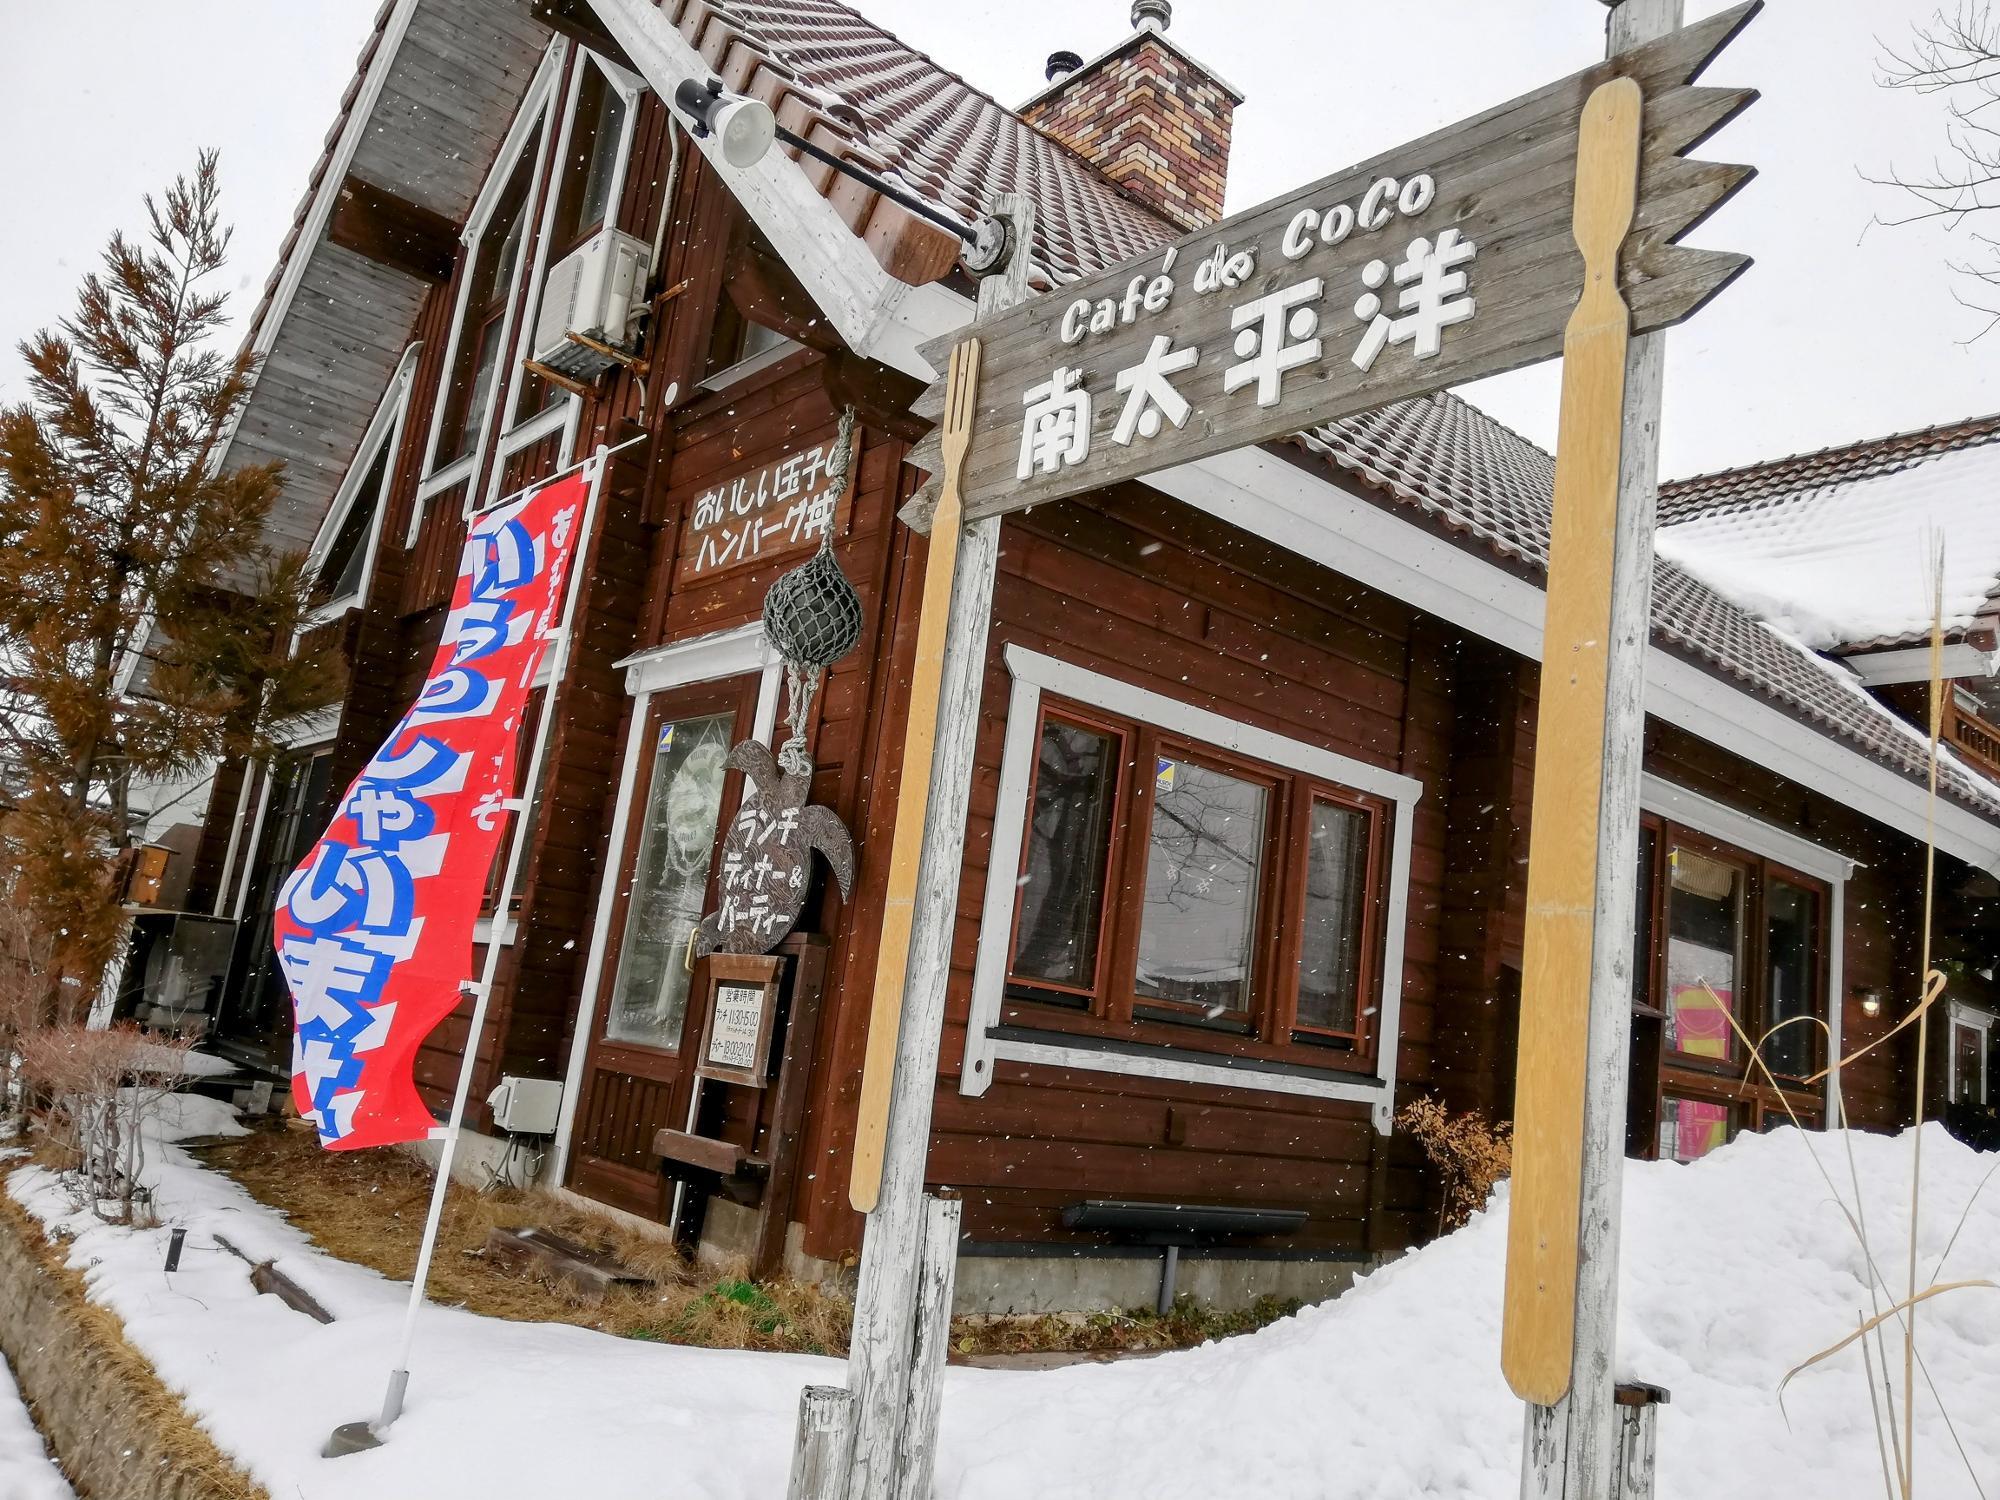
[0,1177,266,1500]
[199,1122,1298,1359]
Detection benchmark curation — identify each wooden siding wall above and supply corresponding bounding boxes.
[790,486,1452,1262]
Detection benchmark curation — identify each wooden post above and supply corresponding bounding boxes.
[809,196,1034,1500]
[1512,3,1680,1495]
[892,1193,962,1500]
[1612,1386,1667,1500]
[789,1387,856,1500]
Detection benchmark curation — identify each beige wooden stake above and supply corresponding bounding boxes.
[1513,3,1685,1495]
[848,333,983,1214]
[1504,72,1646,1408]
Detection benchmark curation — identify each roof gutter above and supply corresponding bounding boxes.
[1844,641,2000,687]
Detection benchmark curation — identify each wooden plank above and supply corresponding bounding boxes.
[652,1128,749,1177]
[906,5,1758,527]
[482,1226,653,1301]
[891,1194,960,1500]
[1503,75,1645,1409]
[787,1386,854,1500]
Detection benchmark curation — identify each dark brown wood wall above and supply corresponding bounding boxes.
[786,483,1455,1262]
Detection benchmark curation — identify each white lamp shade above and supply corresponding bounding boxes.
[714,96,778,169]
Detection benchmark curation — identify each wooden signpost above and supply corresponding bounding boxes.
[826,7,1760,1499]
[903,3,1759,532]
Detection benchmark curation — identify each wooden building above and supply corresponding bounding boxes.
[122,0,2000,1312]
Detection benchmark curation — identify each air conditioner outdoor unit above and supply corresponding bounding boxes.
[531,226,652,381]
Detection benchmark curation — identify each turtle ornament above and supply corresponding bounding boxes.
[694,740,855,956]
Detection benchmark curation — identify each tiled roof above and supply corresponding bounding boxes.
[670,0,1182,286]
[1658,412,2000,526]
[1295,394,2000,820]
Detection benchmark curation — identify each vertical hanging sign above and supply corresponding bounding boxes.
[272,470,589,1150]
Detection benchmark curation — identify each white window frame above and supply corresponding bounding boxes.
[221,708,341,924]
[698,329,803,394]
[302,342,422,626]
[960,645,1423,1133]
[1639,772,1855,1111]
[485,49,646,509]
[550,621,784,1180]
[1947,1000,1994,1107]
[407,39,566,545]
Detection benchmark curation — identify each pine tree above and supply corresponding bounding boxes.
[0,151,338,1025]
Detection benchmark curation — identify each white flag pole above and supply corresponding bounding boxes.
[329,438,629,1453]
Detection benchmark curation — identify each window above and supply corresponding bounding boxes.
[437,142,540,468]
[1659,1093,1741,1164]
[965,649,1422,1123]
[1630,804,1835,1160]
[304,344,418,618]
[314,440,389,607]
[513,54,639,425]
[603,710,736,1050]
[1949,1003,1994,1107]
[1004,701,1388,1061]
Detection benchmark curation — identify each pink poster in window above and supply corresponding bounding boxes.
[1675,1098,1731,1162]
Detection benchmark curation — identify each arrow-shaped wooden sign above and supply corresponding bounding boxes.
[905,2,1759,527]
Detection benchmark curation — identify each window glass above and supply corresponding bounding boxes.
[1664,847,1743,1064]
[1659,1093,1739,1163]
[1763,880,1818,1079]
[550,64,628,250]
[1011,718,1117,992]
[605,711,734,1049]
[519,67,631,420]
[439,138,540,466]
[1297,798,1369,1034]
[315,439,390,604]
[1135,756,1267,1018]
[1953,1018,1989,1105]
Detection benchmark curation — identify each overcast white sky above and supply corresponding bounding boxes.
[0,0,1993,479]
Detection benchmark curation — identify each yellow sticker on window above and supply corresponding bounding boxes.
[1154,757,1177,794]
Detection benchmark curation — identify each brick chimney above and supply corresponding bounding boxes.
[1021,1,1241,232]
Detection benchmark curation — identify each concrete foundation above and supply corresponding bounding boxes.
[951,1249,1369,1316]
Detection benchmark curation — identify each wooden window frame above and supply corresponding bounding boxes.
[1632,799,1840,1159]
[964,646,1423,1132]
[1002,710,1392,1066]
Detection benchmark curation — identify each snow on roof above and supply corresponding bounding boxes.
[1658,420,2000,653]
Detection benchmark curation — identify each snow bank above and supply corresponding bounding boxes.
[0,1358,74,1500]
[936,1125,2000,1500]
[1657,440,2000,650]
[8,1112,1998,1499]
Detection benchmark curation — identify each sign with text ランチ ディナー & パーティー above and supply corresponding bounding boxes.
[911,3,1759,526]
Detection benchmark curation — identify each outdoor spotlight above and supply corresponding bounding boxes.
[673,75,1007,277]
[674,77,777,169]
[1857,988,1884,1019]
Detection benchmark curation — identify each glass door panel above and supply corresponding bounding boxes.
[603,710,735,1052]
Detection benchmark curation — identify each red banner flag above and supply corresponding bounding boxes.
[272,470,589,1148]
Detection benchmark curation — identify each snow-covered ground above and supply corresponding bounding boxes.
[0,1358,74,1500]
[8,1097,1999,1499]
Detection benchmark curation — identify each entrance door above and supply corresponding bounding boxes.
[216,748,336,1067]
[566,676,758,1217]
